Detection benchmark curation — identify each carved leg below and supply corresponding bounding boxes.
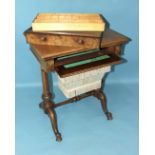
[95,89,113,120]
[47,104,62,141]
[40,70,62,142]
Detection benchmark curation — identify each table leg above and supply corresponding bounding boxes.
[40,70,62,142]
[95,89,113,120]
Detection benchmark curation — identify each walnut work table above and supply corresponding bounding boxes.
[24,28,129,142]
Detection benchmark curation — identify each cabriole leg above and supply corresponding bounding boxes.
[95,89,113,120]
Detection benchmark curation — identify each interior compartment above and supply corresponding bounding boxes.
[55,49,122,77]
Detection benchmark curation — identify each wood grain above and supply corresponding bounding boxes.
[32,13,105,32]
[31,44,95,60]
[101,29,129,47]
[26,32,100,48]
[26,29,129,61]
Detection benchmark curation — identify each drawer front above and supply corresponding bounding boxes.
[26,33,100,49]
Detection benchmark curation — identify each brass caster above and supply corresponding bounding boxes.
[105,112,113,120]
[56,133,62,142]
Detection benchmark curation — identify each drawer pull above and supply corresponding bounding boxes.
[40,36,47,42]
[77,39,84,45]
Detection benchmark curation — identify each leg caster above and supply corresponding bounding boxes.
[55,133,62,142]
[105,112,113,120]
[95,89,113,120]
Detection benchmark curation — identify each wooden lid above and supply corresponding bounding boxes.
[32,13,106,32]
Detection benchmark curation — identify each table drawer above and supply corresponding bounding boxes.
[25,33,100,49]
[55,50,123,77]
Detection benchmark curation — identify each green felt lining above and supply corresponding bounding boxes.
[57,49,99,60]
[64,55,110,69]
